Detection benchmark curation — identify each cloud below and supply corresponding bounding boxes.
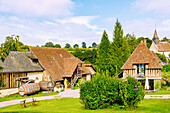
[0,16,101,47]
[55,16,98,29]
[133,0,170,15]
[121,18,170,39]
[0,0,74,17]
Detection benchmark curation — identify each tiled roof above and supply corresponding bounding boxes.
[29,47,84,81]
[121,41,162,69]
[0,51,43,73]
[157,42,170,52]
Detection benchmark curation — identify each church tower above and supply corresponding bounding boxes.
[152,29,159,45]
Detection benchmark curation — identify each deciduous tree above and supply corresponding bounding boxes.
[82,42,86,48]
[92,42,97,48]
[65,43,71,48]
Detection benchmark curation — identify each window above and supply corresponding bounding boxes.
[137,64,145,75]
[59,54,62,57]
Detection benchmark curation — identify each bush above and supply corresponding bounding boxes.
[80,73,145,110]
[162,64,170,72]
[156,53,167,62]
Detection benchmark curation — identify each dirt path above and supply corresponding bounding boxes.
[0,89,169,108]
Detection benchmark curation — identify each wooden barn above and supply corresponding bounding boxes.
[121,40,163,90]
[29,47,96,89]
[0,51,44,89]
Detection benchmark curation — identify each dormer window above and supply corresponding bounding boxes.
[59,54,62,57]
[137,64,145,75]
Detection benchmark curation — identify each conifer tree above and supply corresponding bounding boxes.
[96,30,110,73]
[108,19,130,76]
[126,33,138,53]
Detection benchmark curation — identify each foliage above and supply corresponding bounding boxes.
[73,44,79,48]
[0,98,170,113]
[161,37,170,43]
[55,44,61,48]
[80,73,145,110]
[71,48,97,64]
[154,80,161,90]
[162,64,170,72]
[74,78,85,89]
[96,30,110,73]
[126,33,138,53]
[82,42,87,48]
[156,53,167,62]
[108,20,130,76]
[92,42,97,48]
[44,42,54,47]
[137,37,152,48]
[65,43,71,48]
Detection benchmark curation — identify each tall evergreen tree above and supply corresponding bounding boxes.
[108,19,130,76]
[126,33,138,53]
[96,30,110,73]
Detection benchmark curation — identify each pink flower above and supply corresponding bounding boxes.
[138,86,140,88]
[135,88,138,91]
[135,86,137,87]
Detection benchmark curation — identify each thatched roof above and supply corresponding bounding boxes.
[121,41,162,69]
[29,47,90,81]
[0,51,44,73]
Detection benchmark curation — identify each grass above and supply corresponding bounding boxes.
[145,90,170,95]
[0,91,59,102]
[0,98,169,113]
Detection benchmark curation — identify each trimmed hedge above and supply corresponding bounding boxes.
[80,73,145,109]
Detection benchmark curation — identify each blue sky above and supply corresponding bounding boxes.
[0,0,169,47]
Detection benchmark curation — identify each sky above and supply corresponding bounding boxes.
[0,0,170,47]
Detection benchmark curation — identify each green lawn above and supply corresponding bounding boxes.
[0,91,59,102]
[0,98,169,113]
[145,90,170,95]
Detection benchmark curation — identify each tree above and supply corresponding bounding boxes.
[0,35,19,70]
[126,33,138,53]
[137,37,152,48]
[54,44,61,48]
[65,43,71,48]
[96,30,110,73]
[108,19,130,76]
[92,42,97,48]
[44,42,54,47]
[88,46,92,48]
[156,53,167,62]
[161,37,170,42]
[2,35,20,51]
[73,44,79,48]
[82,42,87,48]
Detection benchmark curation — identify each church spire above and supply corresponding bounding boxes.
[152,29,159,44]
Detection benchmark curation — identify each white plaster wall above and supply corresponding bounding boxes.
[86,75,91,81]
[150,42,158,53]
[27,72,43,83]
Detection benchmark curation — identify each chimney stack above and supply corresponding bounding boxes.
[144,39,147,46]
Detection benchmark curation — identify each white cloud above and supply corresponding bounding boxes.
[0,0,74,17]
[56,16,98,29]
[0,16,101,47]
[121,18,170,39]
[133,0,170,15]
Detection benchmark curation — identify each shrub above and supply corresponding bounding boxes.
[80,73,145,110]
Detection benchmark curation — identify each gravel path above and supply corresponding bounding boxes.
[0,89,169,108]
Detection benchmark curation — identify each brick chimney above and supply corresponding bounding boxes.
[144,39,147,46]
